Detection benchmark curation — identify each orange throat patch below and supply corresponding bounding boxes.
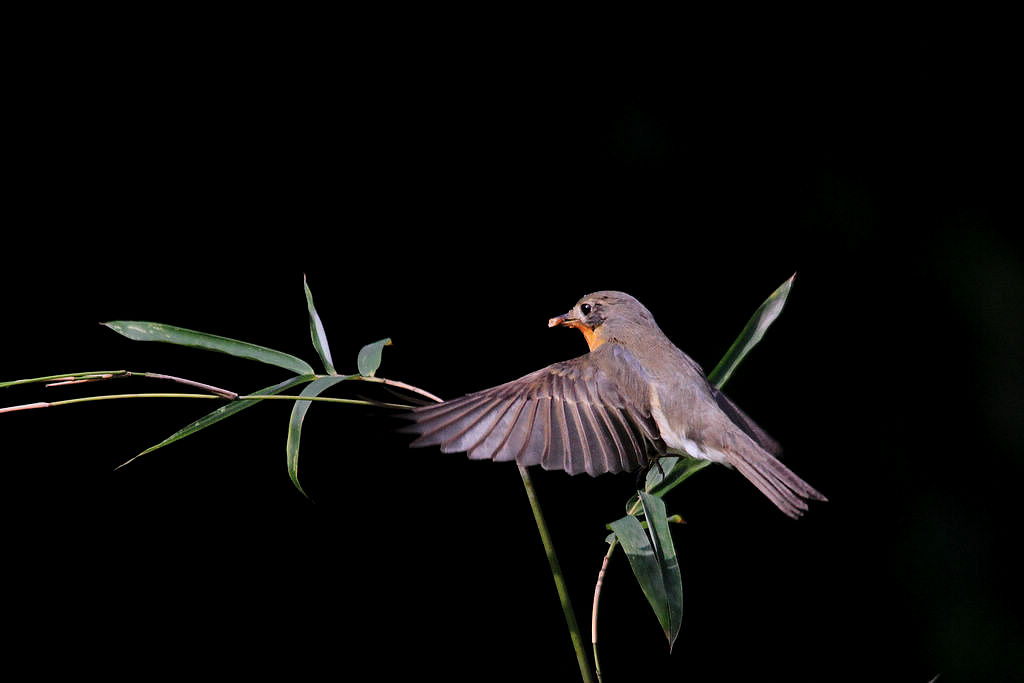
[565,320,602,351]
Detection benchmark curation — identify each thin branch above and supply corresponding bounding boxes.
[1,393,225,412]
[591,493,643,680]
[3,369,238,398]
[519,463,595,683]
[1,392,417,413]
[1,368,438,414]
[45,373,120,387]
[134,372,238,399]
[0,402,51,414]
[0,370,128,389]
[355,375,443,403]
[592,538,618,682]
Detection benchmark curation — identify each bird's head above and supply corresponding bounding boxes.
[548,291,657,351]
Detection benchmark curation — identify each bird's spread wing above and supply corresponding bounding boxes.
[404,344,664,475]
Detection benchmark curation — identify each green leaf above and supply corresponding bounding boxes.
[117,374,316,469]
[707,273,794,389]
[303,275,336,375]
[639,491,683,650]
[103,321,315,376]
[286,375,350,497]
[610,505,675,651]
[610,493,683,650]
[608,515,666,627]
[357,338,391,377]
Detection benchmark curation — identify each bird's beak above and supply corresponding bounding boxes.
[548,312,576,328]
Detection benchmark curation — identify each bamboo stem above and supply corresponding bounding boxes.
[519,463,595,683]
[1,386,420,414]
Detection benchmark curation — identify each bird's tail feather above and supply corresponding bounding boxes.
[725,433,827,519]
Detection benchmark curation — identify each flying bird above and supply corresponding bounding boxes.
[404,291,825,518]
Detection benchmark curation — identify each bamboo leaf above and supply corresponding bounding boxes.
[608,514,668,636]
[116,374,316,469]
[103,321,314,376]
[303,275,336,375]
[357,338,391,377]
[610,493,683,650]
[707,273,794,389]
[639,491,683,650]
[286,375,350,497]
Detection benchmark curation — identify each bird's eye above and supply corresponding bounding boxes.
[580,303,592,316]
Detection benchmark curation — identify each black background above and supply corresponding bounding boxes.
[6,16,1021,681]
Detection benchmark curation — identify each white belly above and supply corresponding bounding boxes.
[650,391,730,464]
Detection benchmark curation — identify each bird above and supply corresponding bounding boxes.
[404,291,826,518]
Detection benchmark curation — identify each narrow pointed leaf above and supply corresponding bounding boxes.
[609,514,670,642]
[639,491,683,650]
[119,374,316,468]
[707,273,794,389]
[103,321,314,376]
[286,375,350,497]
[610,494,684,650]
[303,275,336,375]
[356,338,391,377]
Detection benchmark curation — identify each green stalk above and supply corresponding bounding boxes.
[0,392,223,412]
[406,384,589,680]
[519,464,594,683]
[0,392,412,414]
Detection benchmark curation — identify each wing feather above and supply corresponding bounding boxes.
[404,344,663,476]
[466,397,526,461]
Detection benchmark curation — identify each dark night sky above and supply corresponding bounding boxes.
[6,19,1021,681]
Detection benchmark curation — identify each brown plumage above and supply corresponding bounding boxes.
[404,291,826,518]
